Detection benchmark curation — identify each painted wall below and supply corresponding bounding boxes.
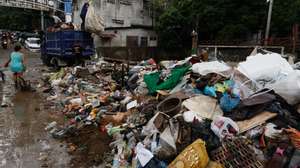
[73,0,153,28]
[73,0,157,47]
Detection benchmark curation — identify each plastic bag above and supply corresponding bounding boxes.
[220,93,240,113]
[266,71,300,105]
[85,2,105,34]
[144,65,190,95]
[211,116,239,139]
[203,86,217,97]
[237,53,293,82]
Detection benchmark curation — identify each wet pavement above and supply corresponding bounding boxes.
[0,48,70,168]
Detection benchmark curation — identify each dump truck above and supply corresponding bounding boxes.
[41,30,95,68]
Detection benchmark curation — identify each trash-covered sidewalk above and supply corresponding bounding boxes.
[41,51,300,168]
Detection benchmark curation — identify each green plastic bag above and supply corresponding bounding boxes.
[144,65,190,95]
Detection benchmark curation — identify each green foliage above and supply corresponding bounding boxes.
[272,0,300,36]
[154,0,300,48]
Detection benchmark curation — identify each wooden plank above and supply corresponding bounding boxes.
[237,111,277,133]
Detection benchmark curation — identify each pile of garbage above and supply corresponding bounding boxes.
[41,52,300,168]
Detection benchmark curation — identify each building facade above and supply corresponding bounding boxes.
[73,0,158,48]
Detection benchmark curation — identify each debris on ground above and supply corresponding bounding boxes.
[40,52,300,168]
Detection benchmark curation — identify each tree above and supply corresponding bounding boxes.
[271,0,300,37]
[154,0,300,49]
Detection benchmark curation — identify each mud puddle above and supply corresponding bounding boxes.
[0,91,70,168]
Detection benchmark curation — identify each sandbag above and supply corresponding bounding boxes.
[192,61,231,76]
[182,95,223,120]
[85,2,105,34]
[168,139,209,168]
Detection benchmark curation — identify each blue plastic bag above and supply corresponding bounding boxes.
[203,86,217,97]
[220,93,240,113]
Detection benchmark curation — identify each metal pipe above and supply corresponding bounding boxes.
[41,10,44,31]
[264,0,274,46]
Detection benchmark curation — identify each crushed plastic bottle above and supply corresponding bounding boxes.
[45,121,57,131]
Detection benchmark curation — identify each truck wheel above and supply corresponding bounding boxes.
[51,58,60,71]
[75,58,85,67]
[41,55,52,66]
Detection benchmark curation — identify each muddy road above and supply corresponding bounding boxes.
[0,48,70,168]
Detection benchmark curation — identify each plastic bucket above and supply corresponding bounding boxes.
[157,97,182,117]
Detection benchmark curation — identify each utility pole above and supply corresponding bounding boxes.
[191,30,198,56]
[264,0,274,46]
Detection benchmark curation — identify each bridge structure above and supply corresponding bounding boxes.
[0,0,72,30]
[0,0,64,12]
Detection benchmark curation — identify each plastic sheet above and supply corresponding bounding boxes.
[192,61,231,76]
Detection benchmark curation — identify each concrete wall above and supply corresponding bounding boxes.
[94,28,157,47]
[96,47,188,62]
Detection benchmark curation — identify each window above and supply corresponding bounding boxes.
[150,36,157,41]
[107,0,115,4]
[28,39,41,44]
[143,0,150,9]
[120,0,131,5]
[112,19,124,24]
[126,36,138,47]
[140,37,148,47]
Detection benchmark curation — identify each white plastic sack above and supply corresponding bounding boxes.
[183,111,203,123]
[237,53,293,82]
[182,95,223,120]
[211,116,239,139]
[141,113,160,136]
[266,71,300,105]
[192,61,231,76]
[136,143,154,167]
[85,3,105,34]
[264,123,282,138]
[160,126,177,150]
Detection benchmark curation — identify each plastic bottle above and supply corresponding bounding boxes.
[112,154,120,168]
[45,121,57,131]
